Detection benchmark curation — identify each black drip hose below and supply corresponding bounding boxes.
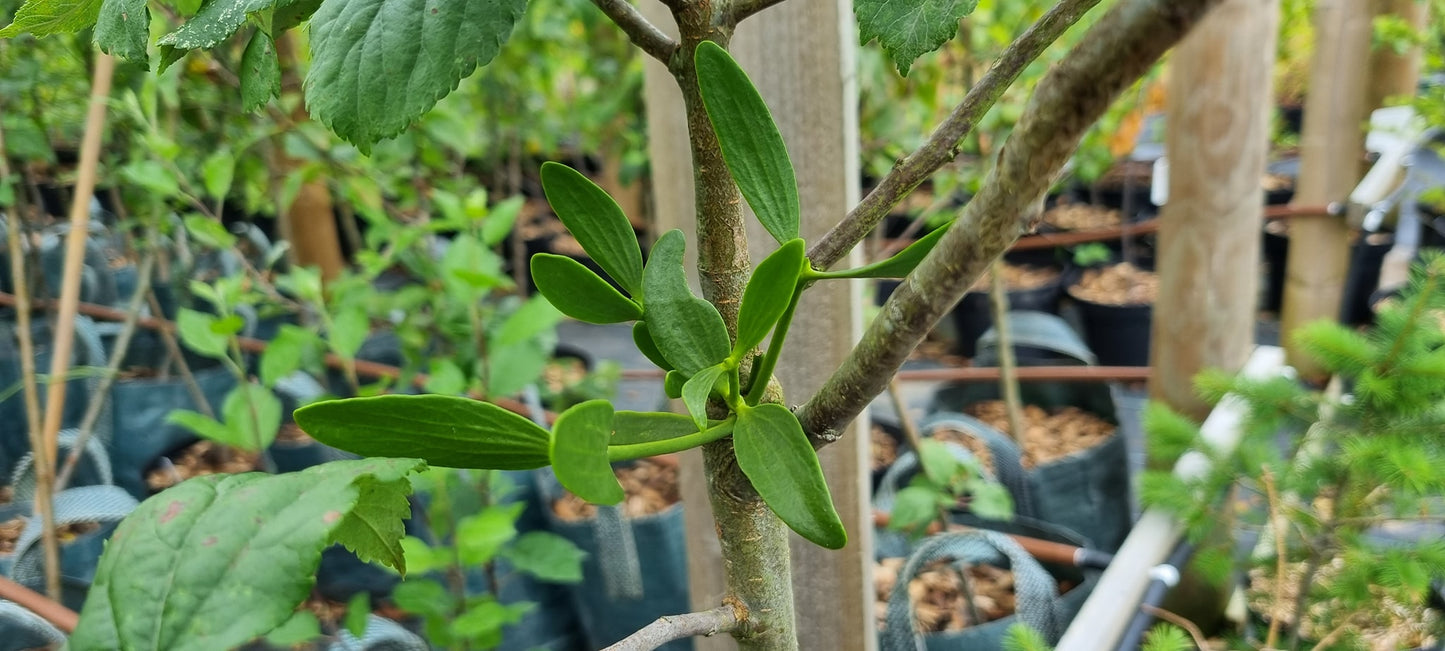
[1113,539,1196,651]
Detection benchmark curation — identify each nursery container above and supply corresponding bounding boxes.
[1066,264,1155,368]
[0,316,108,479]
[536,467,691,651]
[6,485,138,612]
[107,355,237,500]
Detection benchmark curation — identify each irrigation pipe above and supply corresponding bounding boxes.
[0,575,77,633]
[1112,538,1196,650]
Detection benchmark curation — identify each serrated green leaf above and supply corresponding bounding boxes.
[540,162,643,295]
[274,0,321,31]
[856,0,980,75]
[222,381,283,451]
[176,308,231,359]
[200,148,235,199]
[451,599,531,645]
[825,223,951,279]
[93,0,148,61]
[550,400,623,505]
[632,321,673,371]
[157,44,187,73]
[734,404,846,549]
[158,0,271,50]
[735,239,803,356]
[295,395,552,470]
[641,230,730,374]
[264,611,322,647]
[0,0,100,38]
[240,29,281,113]
[682,364,726,432]
[611,410,710,445]
[503,531,586,583]
[531,253,642,324]
[344,593,369,639]
[305,0,526,152]
[260,324,322,387]
[694,42,799,245]
[890,485,939,532]
[70,458,425,651]
[331,473,414,573]
[328,305,369,359]
[184,214,237,250]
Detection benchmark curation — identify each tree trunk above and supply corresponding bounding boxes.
[1151,0,1279,420]
[1365,0,1426,114]
[1279,0,1373,378]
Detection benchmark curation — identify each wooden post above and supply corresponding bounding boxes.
[1279,0,1373,377]
[641,1,870,648]
[1366,0,1427,112]
[1151,0,1279,420]
[732,5,871,650]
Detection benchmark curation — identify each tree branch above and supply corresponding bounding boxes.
[591,0,680,64]
[806,0,1103,269]
[796,0,1224,444]
[604,605,743,651]
[730,0,788,24]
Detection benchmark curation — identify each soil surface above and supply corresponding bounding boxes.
[146,440,262,492]
[874,557,1018,633]
[934,401,1116,469]
[1043,203,1122,231]
[552,458,679,521]
[967,264,1061,293]
[1069,262,1158,306]
[1248,560,1440,650]
[0,517,101,557]
[871,425,900,474]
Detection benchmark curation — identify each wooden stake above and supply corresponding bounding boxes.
[1279,0,1374,378]
[35,52,116,600]
[988,260,1027,444]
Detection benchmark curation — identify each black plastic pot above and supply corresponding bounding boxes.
[108,360,237,500]
[1261,229,1289,313]
[950,269,1066,358]
[1070,297,1152,368]
[1339,234,1394,326]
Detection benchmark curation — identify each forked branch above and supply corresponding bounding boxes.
[591,0,680,63]
[807,0,1103,269]
[797,0,1224,444]
[604,605,743,651]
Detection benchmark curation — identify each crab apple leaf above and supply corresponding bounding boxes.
[733,404,847,549]
[631,321,673,371]
[694,41,799,245]
[856,0,980,75]
[329,473,416,574]
[240,29,281,113]
[70,458,425,651]
[0,0,100,38]
[735,238,804,356]
[93,0,148,61]
[682,364,727,432]
[829,222,951,278]
[157,0,273,50]
[531,253,642,324]
[641,230,730,375]
[295,395,552,470]
[540,162,644,296]
[220,381,284,451]
[502,531,586,583]
[549,400,624,505]
[305,0,526,152]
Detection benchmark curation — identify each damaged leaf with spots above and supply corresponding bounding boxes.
[71,457,426,651]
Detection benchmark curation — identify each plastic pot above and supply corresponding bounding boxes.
[950,270,1067,358]
[1066,263,1154,368]
[1261,229,1289,313]
[108,359,237,500]
[0,316,108,481]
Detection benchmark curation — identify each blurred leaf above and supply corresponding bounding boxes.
[264,611,322,647]
[93,0,148,61]
[239,30,281,112]
[456,503,522,566]
[328,305,370,359]
[184,215,237,250]
[503,531,585,583]
[423,359,467,396]
[201,149,236,199]
[344,593,369,639]
[122,161,181,198]
[176,308,230,359]
[221,382,283,451]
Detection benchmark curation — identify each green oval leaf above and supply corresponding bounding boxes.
[735,239,804,356]
[531,253,643,324]
[550,400,624,505]
[612,411,702,446]
[305,0,527,152]
[682,364,727,432]
[823,222,951,279]
[71,458,425,651]
[540,162,644,296]
[642,230,731,374]
[295,395,551,470]
[695,41,800,245]
[663,370,685,400]
[733,404,846,549]
[632,322,673,371]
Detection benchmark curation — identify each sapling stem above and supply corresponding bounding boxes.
[608,420,736,462]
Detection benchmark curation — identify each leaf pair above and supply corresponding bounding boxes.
[530,162,644,324]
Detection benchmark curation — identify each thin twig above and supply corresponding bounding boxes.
[1306,613,1361,651]
[1261,466,1288,650]
[797,0,1223,446]
[603,605,742,651]
[807,0,1104,269]
[0,108,59,602]
[1140,605,1209,650]
[55,252,155,492]
[590,0,679,63]
[988,260,1026,445]
[730,0,788,24]
[886,378,924,453]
